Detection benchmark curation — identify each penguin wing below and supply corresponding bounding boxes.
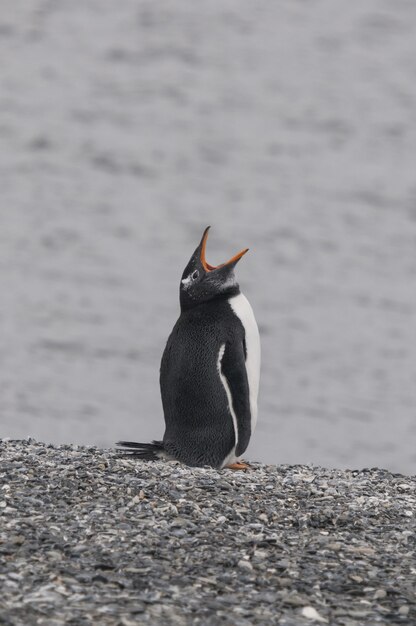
[220,340,251,457]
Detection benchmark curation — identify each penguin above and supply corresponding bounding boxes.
[118,226,260,469]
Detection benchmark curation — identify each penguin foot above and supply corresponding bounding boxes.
[226,461,250,471]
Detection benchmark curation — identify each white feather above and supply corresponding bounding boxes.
[216,294,260,467]
[181,274,193,288]
[228,292,261,434]
[217,343,238,466]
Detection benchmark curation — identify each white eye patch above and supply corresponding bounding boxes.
[181,269,199,289]
[181,275,193,288]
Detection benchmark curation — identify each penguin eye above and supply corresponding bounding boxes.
[191,270,199,280]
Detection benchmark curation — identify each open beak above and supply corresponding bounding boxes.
[199,226,249,272]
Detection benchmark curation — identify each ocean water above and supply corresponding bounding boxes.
[1,0,416,474]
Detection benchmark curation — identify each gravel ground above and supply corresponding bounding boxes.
[0,440,415,626]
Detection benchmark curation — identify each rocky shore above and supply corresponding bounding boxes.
[0,439,415,625]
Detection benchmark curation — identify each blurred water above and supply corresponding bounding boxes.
[1,0,416,473]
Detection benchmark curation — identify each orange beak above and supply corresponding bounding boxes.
[199,226,249,272]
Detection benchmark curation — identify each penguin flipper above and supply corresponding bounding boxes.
[116,440,164,461]
[220,341,252,457]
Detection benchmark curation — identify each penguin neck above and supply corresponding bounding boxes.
[180,284,240,312]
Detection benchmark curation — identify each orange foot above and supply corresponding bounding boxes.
[226,461,250,470]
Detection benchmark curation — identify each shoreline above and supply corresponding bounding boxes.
[1,439,415,625]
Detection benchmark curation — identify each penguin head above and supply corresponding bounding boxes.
[180,226,249,310]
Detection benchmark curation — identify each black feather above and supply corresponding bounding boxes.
[116,440,164,461]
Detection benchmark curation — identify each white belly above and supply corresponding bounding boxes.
[228,292,261,434]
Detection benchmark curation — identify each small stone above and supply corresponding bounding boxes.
[398,605,409,616]
[349,575,363,583]
[286,595,306,607]
[253,549,268,560]
[301,606,328,622]
[349,546,375,556]
[237,559,253,571]
[10,535,25,545]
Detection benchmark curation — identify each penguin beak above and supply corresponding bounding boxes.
[199,226,249,272]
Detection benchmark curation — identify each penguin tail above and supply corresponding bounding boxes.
[116,440,164,461]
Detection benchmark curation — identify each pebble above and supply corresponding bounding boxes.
[237,559,253,571]
[398,605,410,616]
[301,606,328,622]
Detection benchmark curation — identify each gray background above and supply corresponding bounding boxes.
[1,0,415,474]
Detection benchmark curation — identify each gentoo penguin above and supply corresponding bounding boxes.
[118,226,260,469]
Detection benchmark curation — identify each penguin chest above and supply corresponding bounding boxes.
[228,293,261,433]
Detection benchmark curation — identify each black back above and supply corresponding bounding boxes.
[160,296,247,468]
